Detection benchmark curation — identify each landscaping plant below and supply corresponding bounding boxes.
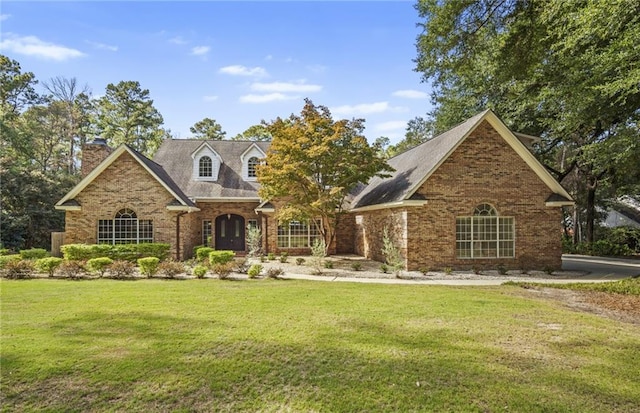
[87,257,114,278]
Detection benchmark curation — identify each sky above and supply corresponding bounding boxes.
[0,1,433,144]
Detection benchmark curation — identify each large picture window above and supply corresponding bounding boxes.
[277,219,322,248]
[456,204,514,259]
[98,208,153,244]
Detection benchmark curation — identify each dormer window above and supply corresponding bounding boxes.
[247,157,259,178]
[199,156,213,177]
[192,143,222,181]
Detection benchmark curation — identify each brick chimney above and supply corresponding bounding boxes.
[81,138,113,177]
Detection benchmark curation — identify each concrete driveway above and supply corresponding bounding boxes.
[562,255,640,279]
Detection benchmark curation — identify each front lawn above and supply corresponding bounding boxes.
[2,279,639,412]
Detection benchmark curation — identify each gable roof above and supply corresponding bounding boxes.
[56,144,198,211]
[153,139,270,201]
[351,109,574,210]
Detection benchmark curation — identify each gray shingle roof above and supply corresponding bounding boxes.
[153,140,270,200]
[351,110,490,209]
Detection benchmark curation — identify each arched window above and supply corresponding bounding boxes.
[98,208,153,244]
[199,156,213,177]
[247,156,259,178]
[456,204,514,259]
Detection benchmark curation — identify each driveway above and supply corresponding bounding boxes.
[562,255,640,279]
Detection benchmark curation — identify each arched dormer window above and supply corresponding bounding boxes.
[456,204,514,259]
[97,208,153,244]
[247,157,259,178]
[199,156,213,178]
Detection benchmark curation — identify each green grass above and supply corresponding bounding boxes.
[506,277,640,295]
[2,279,639,412]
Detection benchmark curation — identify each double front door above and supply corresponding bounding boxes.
[215,214,245,251]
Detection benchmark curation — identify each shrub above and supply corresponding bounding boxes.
[443,267,453,275]
[235,258,249,274]
[158,260,185,278]
[246,225,263,258]
[351,262,362,271]
[138,257,160,278]
[0,248,12,256]
[382,227,404,276]
[296,257,305,265]
[131,243,170,261]
[497,264,507,275]
[56,260,87,279]
[419,267,430,276]
[61,243,170,261]
[212,262,235,279]
[247,264,263,278]
[19,248,49,260]
[0,254,21,270]
[380,264,389,273]
[310,239,326,275]
[35,257,63,277]
[266,267,284,279]
[61,244,112,261]
[193,265,208,279]
[109,260,136,279]
[267,252,276,261]
[260,255,267,263]
[472,266,481,275]
[209,250,235,266]
[196,247,215,262]
[324,260,334,269]
[279,255,288,263]
[87,257,114,277]
[3,260,35,279]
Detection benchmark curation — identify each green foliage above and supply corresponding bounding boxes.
[380,264,389,274]
[381,227,404,275]
[196,247,215,262]
[157,260,184,279]
[2,259,35,279]
[266,267,284,279]
[351,262,362,271]
[295,257,305,266]
[310,238,326,274]
[137,257,160,278]
[192,265,208,279]
[267,253,276,261]
[108,260,136,280]
[232,124,272,141]
[190,117,226,140]
[19,248,49,260]
[497,264,507,275]
[234,258,249,274]
[508,278,640,296]
[247,264,263,278]
[419,267,430,276]
[279,254,288,263]
[323,261,333,269]
[209,250,235,266]
[34,257,63,276]
[0,248,12,256]
[61,243,169,261]
[259,99,394,250]
[0,254,21,269]
[443,267,453,275]
[86,257,114,277]
[576,240,633,257]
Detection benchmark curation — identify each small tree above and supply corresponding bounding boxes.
[246,225,262,258]
[382,227,404,277]
[310,239,326,275]
[258,99,393,254]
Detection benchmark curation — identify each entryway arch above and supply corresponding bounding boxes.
[215,214,245,251]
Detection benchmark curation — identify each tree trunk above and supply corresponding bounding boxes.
[585,175,597,244]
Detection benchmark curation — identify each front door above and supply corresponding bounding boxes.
[215,214,245,251]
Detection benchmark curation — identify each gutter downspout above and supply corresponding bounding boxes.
[176,211,188,261]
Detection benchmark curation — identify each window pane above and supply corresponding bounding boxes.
[203,220,212,246]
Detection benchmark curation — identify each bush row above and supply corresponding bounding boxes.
[61,243,170,261]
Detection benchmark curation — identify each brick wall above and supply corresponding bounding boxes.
[354,209,408,267]
[65,151,181,257]
[354,120,564,271]
[81,139,112,177]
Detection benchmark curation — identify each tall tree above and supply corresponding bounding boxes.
[388,116,433,156]
[258,99,393,253]
[414,0,640,243]
[190,117,226,140]
[94,81,165,157]
[232,124,272,141]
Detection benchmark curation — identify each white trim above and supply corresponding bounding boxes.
[194,197,261,203]
[255,207,275,213]
[56,145,194,209]
[545,201,575,207]
[54,205,81,211]
[191,142,222,182]
[166,205,200,212]
[403,110,573,205]
[240,143,266,182]
[240,142,267,163]
[349,200,428,213]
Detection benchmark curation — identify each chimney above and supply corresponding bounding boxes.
[81,138,113,177]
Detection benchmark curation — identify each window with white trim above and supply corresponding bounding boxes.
[456,204,514,258]
[277,219,322,248]
[199,156,212,177]
[247,157,259,178]
[203,220,212,246]
[98,208,153,244]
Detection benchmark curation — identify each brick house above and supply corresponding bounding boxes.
[56,110,573,270]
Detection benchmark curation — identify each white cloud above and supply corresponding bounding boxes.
[0,33,85,61]
[0,14,11,21]
[331,101,407,116]
[265,54,273,61]
[219,65,267,77]
[375,120,408,132]
[86,40,118,52]
[191,46,210,56]
[250,81,321,93]
[169,36,188,45]
[392,89,428,99]
[240,93,297,104]
[203,95,218,102]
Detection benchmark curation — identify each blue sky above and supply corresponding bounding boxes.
[0,1,432,143]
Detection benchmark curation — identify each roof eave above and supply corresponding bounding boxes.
[166,205,201,212]
[350,200,428,213]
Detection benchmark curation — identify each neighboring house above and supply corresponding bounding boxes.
[603,196,640,229]
[56,110,574,270]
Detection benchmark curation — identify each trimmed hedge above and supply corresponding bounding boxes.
[0,254,21,269]
[61,243,170,262]
[35,257,63,276]
[138,257,160,277]
[209,250,235,265]
[20,248,49,260]
[196,247,215,262]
